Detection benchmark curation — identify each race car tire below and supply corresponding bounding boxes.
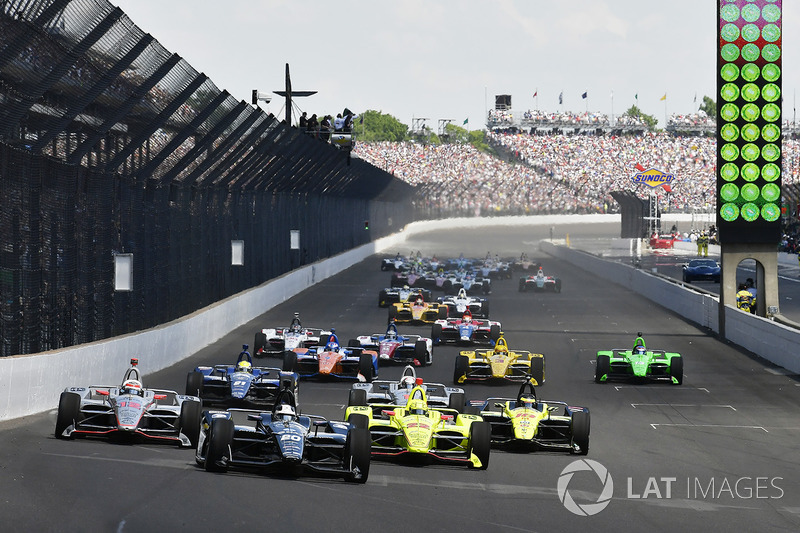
[348,339,361,348]
[359,353,374,383]
[347,413,370,429]
[683,273,691,283]
[414,340,429,366]
[442,280,452,293]
[481,301,490,318]
[454,355,470,384]
[595,355,610,384]
[344,428,371,483]
[185,371,204,397]
[319,334,331,347]
[437,306,448,320]
[55,392,81,439]
[554,279,562,293]
[205,418,234,473]
[348,389,368,407]
[468,421,491,470]
[489,324,501,342]
[448,392,465,413]
[253,332,267,355]
[388,307,399,321]
[570,411,590,455]
[529,355,545,385]
[670,356,684,385]
[283,350,298,372]
[518,278,526,292]
[378,290,389,307]
[180,400,202,448]
[431,323,443,345]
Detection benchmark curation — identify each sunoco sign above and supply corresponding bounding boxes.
[630,168,675,189]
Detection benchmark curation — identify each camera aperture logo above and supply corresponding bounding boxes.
[557,459,614,516]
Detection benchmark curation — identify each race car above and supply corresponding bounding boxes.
[682,258,721,283]
[347,365,465,411]
[285,331,379,382]
[55,358,201,447]
[454,336,545,385]
[349,320,432,366]
[185,345,299,408]
[441,271,491,295]
[378,286,432,308]
[519,268,562,293]
[436,288,489,318]
[467,380,589,455]
[595,333,683,385]
[381,254,407,271]
[197,388,370,483]
[431,310,501,346]
[389,295,447,325]
[512,253,540,272]
[253,313,331,357]
[345,384,491,469]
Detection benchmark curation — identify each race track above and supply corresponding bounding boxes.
[2,223,799,532]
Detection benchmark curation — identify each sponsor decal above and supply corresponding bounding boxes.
[630,168,675,189]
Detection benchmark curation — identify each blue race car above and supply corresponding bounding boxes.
[682,259,720,283]
[186,345,299,408]
[285,331,379,382]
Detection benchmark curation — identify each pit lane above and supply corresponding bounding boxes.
[1,223,798,532]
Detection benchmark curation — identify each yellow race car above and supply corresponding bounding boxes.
[345,385,491,469]
[389,296,447,325]
[454,336,544,385]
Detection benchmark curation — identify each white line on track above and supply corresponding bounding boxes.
[650,423,768,432]
[614,386,709,393]
[632,403,735,410]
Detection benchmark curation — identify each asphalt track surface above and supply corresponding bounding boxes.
[2,223,799,532]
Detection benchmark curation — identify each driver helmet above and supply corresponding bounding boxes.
[634,345,647,355]
[237,360,252,373]
[400,375,416,388]
[326,331,340,351]
[518,394,537,409]
[415,297,424,305]
[494,338,509,354]
[406,398,427,416]
[385,323,397,339]
[122,379,142,396]
[462,310,472,322]
[274,404,296,419]
[536,268,544,277]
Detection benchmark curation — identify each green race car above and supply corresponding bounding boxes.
[595,334,683,385]
[344,384,491,469]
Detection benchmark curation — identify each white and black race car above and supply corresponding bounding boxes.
[436,288,489,318]
[254,313,331,356]
[347,365,466,412]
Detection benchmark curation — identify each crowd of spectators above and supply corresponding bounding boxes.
[354,132,800,220]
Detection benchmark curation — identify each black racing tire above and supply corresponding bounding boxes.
[414,340,429,366]
[554,279,562,293]
[454,355,470,384]
[518,278,526,292]
[388,307,399,321]
[319,334,331,347]
[359,353,374,382]
[253,332,267,355]
[489,324,501,341]
[529,355,545,385]
[180,400,202,448]
[185,371,204,397]
[481,301,490,318]
[448,392,465,413]
[205,418,234,473]
[437,306,448,319]
[348,389,368,407]
[348,338,360,348]
[55,392,81,439]
[595,355,610,384]
[442,280,452,293]
[670,356,684,385]
[468,421,491,469]
[683,273,691,283]
[344,428,371,483]
[378,290,389,307]
[571,410,590,455]
[431,323,443,345]
[283,350,298,372]
[347,413,370,429]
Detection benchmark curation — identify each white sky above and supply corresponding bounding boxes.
[111,1,799,129]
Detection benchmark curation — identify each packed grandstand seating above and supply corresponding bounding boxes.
[353,131,800,220]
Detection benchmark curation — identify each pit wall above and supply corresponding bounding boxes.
[1,213,796,421]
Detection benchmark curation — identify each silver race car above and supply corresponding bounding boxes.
[55,358,202,447]
[347,365,466,412]
[254,313,331,356]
